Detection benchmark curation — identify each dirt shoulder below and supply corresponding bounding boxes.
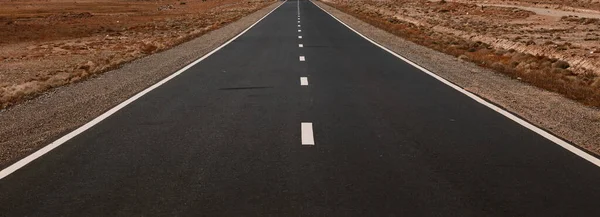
[0,1,282,168]
[313,1,600,156]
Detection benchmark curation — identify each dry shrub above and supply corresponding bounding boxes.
[552,60,570,69]
[141,43,159,54]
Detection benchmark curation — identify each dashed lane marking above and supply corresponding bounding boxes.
[300,77,308,86]
[301,122,315,145]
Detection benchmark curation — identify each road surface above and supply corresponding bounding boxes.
[1,0,599,216]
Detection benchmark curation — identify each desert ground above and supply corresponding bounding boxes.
[321,0,600,107]
[0,0,273,109]
[2,0,598,108]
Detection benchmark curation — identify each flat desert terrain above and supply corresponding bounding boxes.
[0,0,273,108]
[322,0,600,107]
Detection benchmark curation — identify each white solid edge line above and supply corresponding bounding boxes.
[301,122,315,145]
[311,1,600,167]
[299,56,306,61]
[299,44,304,47]
[300,77,308,86]
[0,1,288,180]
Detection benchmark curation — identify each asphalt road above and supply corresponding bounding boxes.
[1,0,600,216]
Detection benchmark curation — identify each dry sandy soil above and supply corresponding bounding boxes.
[321,0,600,107]
[0,0,273,109]
[452,0,600,12]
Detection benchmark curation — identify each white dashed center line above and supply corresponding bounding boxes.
[298,25,301,27]
[299,56,305,61]
[299,44,303,48]
[298,29,301,32]
[300,77,308,86]
[301,122,315,145]
[298,36,302,39]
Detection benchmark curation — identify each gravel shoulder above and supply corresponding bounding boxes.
[314,1,600,156]
[0,1,282,168]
